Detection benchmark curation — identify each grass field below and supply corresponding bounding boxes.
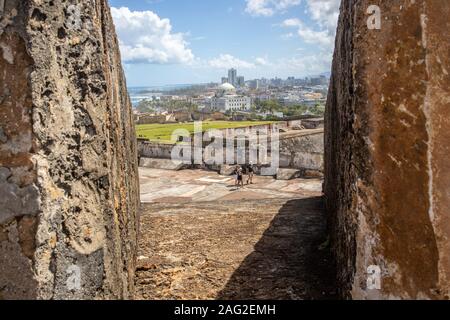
[136,121,276,143]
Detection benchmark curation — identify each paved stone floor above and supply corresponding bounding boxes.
[139,167,323,203]
[136,168,337,300]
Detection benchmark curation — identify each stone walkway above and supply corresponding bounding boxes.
[135,169,337,300]
[139,167,322,203]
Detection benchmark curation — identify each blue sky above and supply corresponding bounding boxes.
[109,0,340,87]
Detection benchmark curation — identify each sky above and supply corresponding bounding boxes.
[109,0,341,87]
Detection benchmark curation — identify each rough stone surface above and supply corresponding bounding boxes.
[279,130,324,171]
[137,168,332,299]
[220,164,236,176]
[0,0,139,299]
[276,169,303,181]
[139,157,185,171]
[303,170,324,180]
[325,0,450,299]
[138,128,325,172]
[139,168,323,204]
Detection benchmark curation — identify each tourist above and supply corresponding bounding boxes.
[247,163,254,185]
[237,167,244,188]
[234,165,240,187]
[242,165,248,185]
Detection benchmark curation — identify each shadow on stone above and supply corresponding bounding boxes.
[0,217,39,300]
[216,197,337,300]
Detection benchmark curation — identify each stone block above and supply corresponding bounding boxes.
[140,158,186,171]
[220,165,236,176]
[0,0,139,299]
[325,0,450,300]
[276,169,303,180]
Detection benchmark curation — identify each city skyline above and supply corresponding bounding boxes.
[109,0,340,87]
[127,71,331,90]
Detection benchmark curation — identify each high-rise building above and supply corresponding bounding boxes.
[249,79,260,89]
[310,75,328,86]
[271,77,282,87]
[237,76,245,87]
[221,77,229,84]
[286,77,295,86]
[228,68,237,87]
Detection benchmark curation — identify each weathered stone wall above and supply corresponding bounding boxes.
[138,130,324,172]
[279,131,324,171]
[325,0,450,299]
[139,141,174,160]
[0,0,139,299]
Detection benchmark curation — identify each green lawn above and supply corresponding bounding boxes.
[136,121,276,143]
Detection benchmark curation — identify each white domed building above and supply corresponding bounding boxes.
[212,83,251,112]
[218,82,236,93]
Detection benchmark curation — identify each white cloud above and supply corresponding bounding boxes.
[282,18,333,47]
[281,18,301,27]
[111,7,194,64]
[255,57,271,66]
[245,0,274,16]
[245,0,301,17]
[205,52,330,77]
[203,54,272,70]
[296,21,334,47]
[208,54,256,69]
[280,0,340,48]
[305,0,340,34]
[277,51,333,75]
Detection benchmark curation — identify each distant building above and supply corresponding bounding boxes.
[295,78,307,86]
[256,93,271,101]
[270,77,282,87]
[136,114,169,125]
[215,95,251,112]
[257,111,284,119]
[279,94,302,106]
[237,76,245,87]
[212,83,251,112]
[249,79,260,89]
[228,68,237,87]
[221,77,229,84]
[286,77,295,86]
[310,75,328,86]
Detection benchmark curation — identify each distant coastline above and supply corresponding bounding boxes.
[128,73,330,107]
[128,84,193,106]
[128,83,215,106]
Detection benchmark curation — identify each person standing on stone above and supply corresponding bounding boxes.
[247,163,254,185]
[234,165,240,187]
[237,167,244,188]
[242,165,248,186]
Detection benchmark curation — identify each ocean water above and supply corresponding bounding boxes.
[128,85,192,106]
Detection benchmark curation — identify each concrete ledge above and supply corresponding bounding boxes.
[304,170,324,179]
[139,158,187,171]
[220,165,236,176]
[276,169,303,180]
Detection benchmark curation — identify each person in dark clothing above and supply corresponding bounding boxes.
[247,163,254,185]
[242,165,248,184]
[237,167,244,188]
[233,165,240,187]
